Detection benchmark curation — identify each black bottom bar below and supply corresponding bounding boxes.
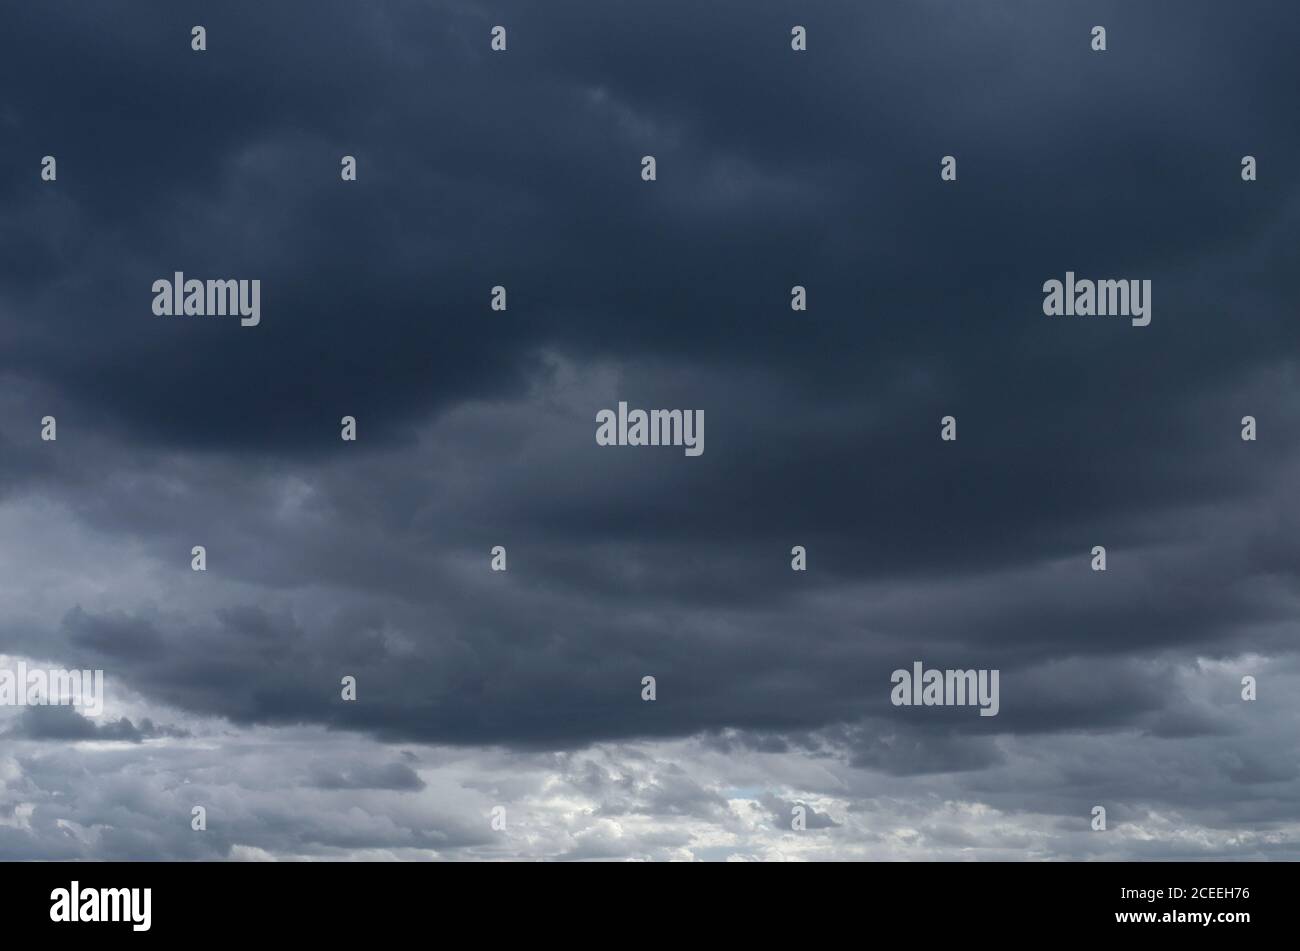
[2,860,1283,938]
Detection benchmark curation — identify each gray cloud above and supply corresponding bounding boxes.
[1,0,1298,859]
[3,705,189,743]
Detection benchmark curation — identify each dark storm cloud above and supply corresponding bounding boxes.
[2,0,1295,464]
[3,705,188,742]
[1,0,1299,860]
[0,0,1294,598]
[306,761,427,791]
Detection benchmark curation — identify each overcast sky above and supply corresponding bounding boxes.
[1,0,1298,860]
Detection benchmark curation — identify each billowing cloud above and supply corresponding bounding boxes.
[1,0,1298,860]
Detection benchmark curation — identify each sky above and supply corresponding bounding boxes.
[1,0,1298,861]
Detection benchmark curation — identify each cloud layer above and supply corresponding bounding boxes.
[1,0,1298,859]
